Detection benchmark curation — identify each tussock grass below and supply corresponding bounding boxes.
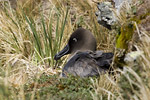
[0,0,70,92]
[92,30,150,100]
[90,0,150,100]
[0,0,150,100]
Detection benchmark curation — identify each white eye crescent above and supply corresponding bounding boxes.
[73,38,77,42]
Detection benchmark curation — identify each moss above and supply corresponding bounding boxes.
[116,23,135,50]
[116,0,150,50]
[114,12,147,67]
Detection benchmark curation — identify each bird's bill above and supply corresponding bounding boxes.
[54,44,70,60]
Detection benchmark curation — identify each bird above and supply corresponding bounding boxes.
[54,28,113,77]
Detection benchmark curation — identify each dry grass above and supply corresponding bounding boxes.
[89,0,150,100]
[0,0,150,100]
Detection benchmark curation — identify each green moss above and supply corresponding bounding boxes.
[114,7,150,68]
[116,23,135,50]
[116,3,150,50]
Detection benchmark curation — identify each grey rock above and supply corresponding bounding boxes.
[95,2,117,30]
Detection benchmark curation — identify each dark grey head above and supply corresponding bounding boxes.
[54,28,97,60]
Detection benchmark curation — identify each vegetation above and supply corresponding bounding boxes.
[0,0,150,100]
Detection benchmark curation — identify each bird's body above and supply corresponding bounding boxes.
[61,51,113,77]
[54,28,113,77]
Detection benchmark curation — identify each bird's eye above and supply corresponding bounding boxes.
[73,38,77,42]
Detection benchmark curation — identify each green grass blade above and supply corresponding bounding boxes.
[58,8,69,50]
[24,13,44,59]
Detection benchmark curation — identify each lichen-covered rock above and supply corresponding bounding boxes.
[113,0,132,9]
[95,2,117,30]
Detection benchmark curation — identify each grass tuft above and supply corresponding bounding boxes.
[0,0,150,100]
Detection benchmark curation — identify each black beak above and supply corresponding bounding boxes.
[54,44,70,60]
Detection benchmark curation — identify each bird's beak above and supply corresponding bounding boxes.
[54,44,70,60]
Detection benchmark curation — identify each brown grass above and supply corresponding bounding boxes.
[0,0,150,100]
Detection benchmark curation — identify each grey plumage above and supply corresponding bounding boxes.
[54,28,113,77]
[61,51,113,77]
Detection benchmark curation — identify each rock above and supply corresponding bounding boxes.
[95,2,117,30]
[124,51,143,63]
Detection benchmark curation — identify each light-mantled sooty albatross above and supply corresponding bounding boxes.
[54,28,113,77]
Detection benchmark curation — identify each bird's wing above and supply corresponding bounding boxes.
[95,52,114,69]
[62,52,106,77]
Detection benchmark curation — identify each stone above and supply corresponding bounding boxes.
[95,2,117,30]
